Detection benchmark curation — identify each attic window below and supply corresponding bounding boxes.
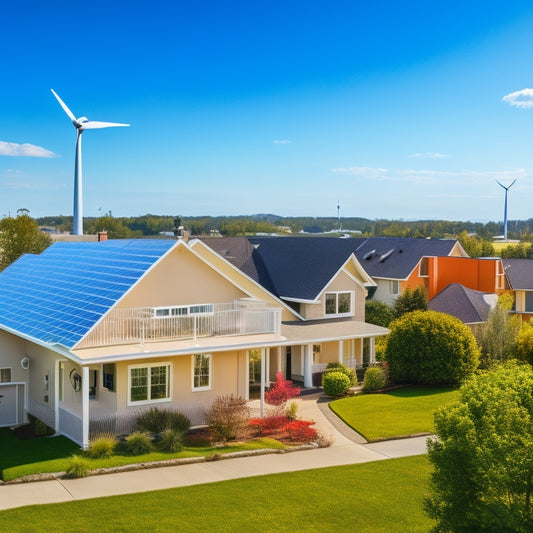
[419,257,429,277]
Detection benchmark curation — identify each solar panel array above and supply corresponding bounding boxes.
[0,239,177,349]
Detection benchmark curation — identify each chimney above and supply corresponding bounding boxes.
[98,231,108,242]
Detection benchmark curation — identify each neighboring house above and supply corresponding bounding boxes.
[502,259,533,320]
[428,283,497,331]
[243,236,467,306]
[426,256,508,300]
[0,238,387,446]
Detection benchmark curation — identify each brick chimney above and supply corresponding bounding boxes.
[98,231,108,242]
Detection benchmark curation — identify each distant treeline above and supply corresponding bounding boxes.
[36,213,533,241]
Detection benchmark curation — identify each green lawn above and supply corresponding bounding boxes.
[329,386,459,441]
[0,455,434,532]
[0,428,284,481]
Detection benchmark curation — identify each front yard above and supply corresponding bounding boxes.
[329,386,459,441]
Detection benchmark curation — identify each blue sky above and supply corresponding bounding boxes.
[2,1,533,223]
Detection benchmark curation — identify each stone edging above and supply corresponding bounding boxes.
[0,443,318,485]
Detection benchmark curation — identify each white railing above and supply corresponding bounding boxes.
[27,400,55,429]
[78,301,281,348]
[58,406,83,445]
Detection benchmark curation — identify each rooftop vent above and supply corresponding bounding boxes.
[363,250,376,260]
[379,249,395,262]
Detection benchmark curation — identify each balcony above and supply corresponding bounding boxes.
[77,300,282,349]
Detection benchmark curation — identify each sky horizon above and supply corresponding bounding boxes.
[3,2,533,224]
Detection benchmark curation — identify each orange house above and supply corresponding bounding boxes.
[426,256,507,301]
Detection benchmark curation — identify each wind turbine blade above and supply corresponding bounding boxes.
[509,179,517,189]
[80,121,130,130]
[496,180,505,189]
[51,89,77,122]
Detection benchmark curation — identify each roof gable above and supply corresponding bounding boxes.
[503,259,533,290]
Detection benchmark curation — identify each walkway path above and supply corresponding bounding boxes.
[0,394,429,511]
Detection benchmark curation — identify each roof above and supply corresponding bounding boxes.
[0,239,177,349]
[503,259,533,290]
[428,283,497,324]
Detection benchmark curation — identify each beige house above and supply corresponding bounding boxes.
[0,238,387,447]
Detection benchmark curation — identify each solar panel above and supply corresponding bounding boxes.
[0,239,176,349]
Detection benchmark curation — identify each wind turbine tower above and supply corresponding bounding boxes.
[337,201,341,231]
[496,179,516,241]
[51,89,129,235]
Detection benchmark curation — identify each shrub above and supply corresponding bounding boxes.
[325,362,357,386]
[265,372,300,406]
[123,431,153,455]
[135,407,190,434]
[87,433,117,459]
[158,429,184,453]
[65,455,91,478]
[206,394,250,442]
[362,366,387,392]
[250,415,288,436]
[365,300,394,327]
[385,310,480,386]
[516,321,533,365]
[322,371,351,397]
[283,420,317,442]
[286,401,299,420]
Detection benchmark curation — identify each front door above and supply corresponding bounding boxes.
[285,346,292,380]
[89,370,98,399]
[0,385,17,426]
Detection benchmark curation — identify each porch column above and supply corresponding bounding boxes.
[82,366,89,449]
[369,337,376,364]
[276,347,282,374]
[245,351,250,401]
[303,344,313,388]
[54,360,60,433]
[338,340,344,364]
[264,349,270,386]
[260,348,266,417]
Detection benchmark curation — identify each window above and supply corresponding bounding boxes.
[128,363,171,404]
[312,344,321,363]
[324,292,353,316]
[192,353,211,391]
[390,280,400,296]
[526,292,533,313]
[102,363,115,392]
[418,257,429,277]
[153,304,214,319]
[0,368,11,383]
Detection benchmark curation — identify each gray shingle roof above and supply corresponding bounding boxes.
[503,259,533,290]
[428,283,497,324]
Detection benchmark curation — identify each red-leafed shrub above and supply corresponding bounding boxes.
[283,420,317,442]
[265,372,301,406]
[250,415,317,442]
[250,415,289,436]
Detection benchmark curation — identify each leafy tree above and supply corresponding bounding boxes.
[87,212,142,239]
[425,362,533,532]
[516,321,533,365]
[365,300,394,327]
[264,372,300,406]
[474,293,520,369]
[393,286,427,318]
[385,310,479,386]
[0,211,52,271]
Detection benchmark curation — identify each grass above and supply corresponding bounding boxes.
[0,429,285,482]
[0,455,434,532]
[330,386,459,441]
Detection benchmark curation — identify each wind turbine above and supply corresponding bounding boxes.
[51,89,129,235]
[496,179,516,241]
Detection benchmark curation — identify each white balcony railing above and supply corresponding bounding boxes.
[77,301,282,349]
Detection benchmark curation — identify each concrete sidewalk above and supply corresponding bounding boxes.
[0,394,430,511]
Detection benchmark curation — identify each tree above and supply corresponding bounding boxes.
[87,212,142,239]
[365,300,394,327]
[0,212,52,271]
[425,362,533,532]
[385,310,479,386]
[392,286,427,318]
[474,293,521,369]
[516,321,533,365]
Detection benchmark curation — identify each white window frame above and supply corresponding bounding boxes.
[418,257,429,278]
[127,362,172,406]
[153,303,214,319]
[192,353,212,392]
[0,367,12,383]
[390,280,400,296]
[324,291,354,317]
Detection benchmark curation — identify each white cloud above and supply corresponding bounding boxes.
[0,141,57,158]
[273,139,292,144]
[409,152,449,158]
[502,88,533,109]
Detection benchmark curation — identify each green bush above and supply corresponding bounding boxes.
[158,429,184,453]
[325,362,357,386]
[87,433,117,459]
[206,394,250,442]
[322,371,351,397]
[135,407,190,434]
[123,431,153,455]
[64,455,91,478]
[286,401,299,421]
[365,300,394,327]
[362,367,387,392]
[385,310,480,386]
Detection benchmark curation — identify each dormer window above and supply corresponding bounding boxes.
[325,291,353,317]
